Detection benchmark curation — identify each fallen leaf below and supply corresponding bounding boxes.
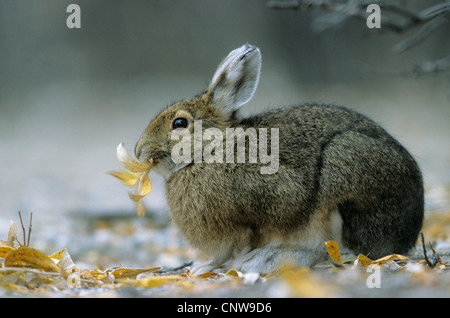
[48,248,67,261]
[324,241,343,265]
[7,221,18,247]
[279,266,330,297]
[356,254,373,268]
[372,254,411,265]
[52,248,77,274]
[134,275,184,288]
[4,247,61,273]
[81,269,95,281]
[0,246,14,258]
[225,269,243,278]
[196,272,220,280]
[111,267,161,280]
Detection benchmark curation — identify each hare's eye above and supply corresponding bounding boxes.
[172,117,189,130]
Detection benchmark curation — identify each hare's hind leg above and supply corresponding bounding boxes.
[321,131,424,258]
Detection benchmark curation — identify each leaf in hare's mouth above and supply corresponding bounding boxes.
[108,142,153,217]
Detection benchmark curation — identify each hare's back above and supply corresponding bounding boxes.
[238,104,387,139]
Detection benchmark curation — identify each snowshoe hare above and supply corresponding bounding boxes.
[135,44,424,274]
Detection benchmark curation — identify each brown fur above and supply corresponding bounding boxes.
[134,45,424,274]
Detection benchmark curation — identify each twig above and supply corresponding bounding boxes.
[17,211,33,247]
[420,1,450,20]
[421,232,439,268]
[267,0,299,10]
[27,212,33,247]
[331,261,344,268]
[428,241,448,266]
[393,14,448,53]
[421,232,432,267]
[18,211,26,247]
[267,0,450,33]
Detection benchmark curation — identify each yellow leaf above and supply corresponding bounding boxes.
[372,254,411,265]
[90,268,107,279]
[110,142,153,217]
[138,173,152,196]
[136,200,146,218]
[225,269,243,278]
[184,268,196,279]
[196,272,220,279]
[135,275,184,288]
[128,192,146,203]
[280,266,330,297]
[324,241,343,265]
[0,246,14,258]
[116,142,152,173]
[52,248,77,273]
[356,254,373,267]
[4,247,61,273]
[80,269,95,281]
[48,248,67,261]
[111,267,162,280]
[107,170,140,187]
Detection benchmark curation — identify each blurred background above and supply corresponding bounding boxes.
[0,0,449,268]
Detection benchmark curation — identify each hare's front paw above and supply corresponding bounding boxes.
[230,244,327,274]
[190,261,226,276]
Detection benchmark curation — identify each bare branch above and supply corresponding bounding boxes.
[393,14,448,53]
[27,212,33,247]
[267,0,450,32]
[420,1,450,19]
[17,211,33,247]
[267,0,299,10]
[18,211,26,247]
[267,0,450,76]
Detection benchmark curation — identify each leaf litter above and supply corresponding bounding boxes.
[0,210,449,297]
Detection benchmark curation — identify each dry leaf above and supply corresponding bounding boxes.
[7,221,18,247]
[196,272,220,280]
[51,248,77,274]
[279,266,330,297]
[134,275,184,288]
[136,199,146,218]
[225,269,243,278]
[111,267,161,280]
[116,142,152,173]
[184,268,196,279]
[356,254,373,268]
[48,248,67,261]
[0,246,14,258]
[108,142,153,217]
[4,247,61,273]
[108,170,141,187]
[324,241,343,265]
[372,254,411,265]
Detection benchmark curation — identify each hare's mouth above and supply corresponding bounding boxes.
[150,156,188,180]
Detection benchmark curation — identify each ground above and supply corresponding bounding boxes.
[0,188,449,298]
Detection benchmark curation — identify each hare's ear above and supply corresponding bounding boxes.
[208,44,261,112]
